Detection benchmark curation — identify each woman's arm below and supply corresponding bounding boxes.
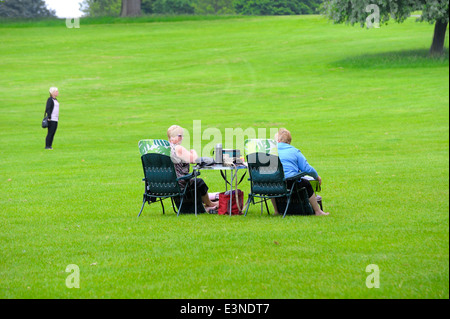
[175,145,199,164]
[45,97,54,120]
[296,150,319,179]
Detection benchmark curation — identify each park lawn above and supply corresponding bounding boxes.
[0,15,448,299]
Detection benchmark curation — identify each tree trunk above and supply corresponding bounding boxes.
[429,19,448,56]
[120,0,141,17]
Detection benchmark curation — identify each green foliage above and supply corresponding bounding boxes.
[152,0,195,14]
[80,0,122,17]
[0,0,56,18]
[78,0,323,16]
[142,0,155,14]
[80,0,162,16]
[194,0,235,14]
[420,0,449,23]
[234,0,322,15]
[321,0,449,27]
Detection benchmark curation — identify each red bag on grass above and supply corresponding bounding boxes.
[218,190,244,215]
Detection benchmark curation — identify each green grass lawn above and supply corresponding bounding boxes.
[0,15,448,299]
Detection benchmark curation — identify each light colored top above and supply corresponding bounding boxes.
[51,99,59,122]
[170,143,189,189]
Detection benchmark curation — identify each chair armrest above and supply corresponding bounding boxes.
[284,172,308,182]
[284,173,321,192]
[176,171,199,182]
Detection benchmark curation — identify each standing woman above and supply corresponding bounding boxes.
[45,87,59,150]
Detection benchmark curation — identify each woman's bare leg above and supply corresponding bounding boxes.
[309,194,329,216]
[271,198,279,215]
[202,194,219,208]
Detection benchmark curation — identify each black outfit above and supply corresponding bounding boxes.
[174,162,209,196]
[170,145,209,196]
[45,97,58,148]
[186,178,209,197]
[46,121,58,149]
[286,178,315,198]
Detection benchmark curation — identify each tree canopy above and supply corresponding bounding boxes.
[234,0,322,15]
[321,0,449,55]
[80,0,122,17]
[80,0,323,16]
[0,0,56,18]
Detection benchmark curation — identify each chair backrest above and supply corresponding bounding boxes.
[139,139,180,196]
[138,139,171,156]
[245,139,287,196]
[244,139,278,157]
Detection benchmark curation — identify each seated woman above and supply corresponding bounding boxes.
[272,128,329,216]
[167,125,219,213]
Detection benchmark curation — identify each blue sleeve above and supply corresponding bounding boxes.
[296,150,318,179]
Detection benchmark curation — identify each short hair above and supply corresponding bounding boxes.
[49,87,58,95]
[167,125,183,139]
[277,128,292,144]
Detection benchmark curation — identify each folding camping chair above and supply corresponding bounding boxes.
[138,139,205,217]
[244,139,314,217]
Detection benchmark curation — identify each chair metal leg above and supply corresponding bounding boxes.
[177,186,191,216]
[244,195,252,216]
[282,196,292,218]
[138,197,146,217]
[171,198,178,214]
[160,198,165,215]
[264,198,270,215]
[177,196,184,217]
[282,185,298,218]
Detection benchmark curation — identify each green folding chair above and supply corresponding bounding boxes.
[138,139,205,217]
[244,139,314,217]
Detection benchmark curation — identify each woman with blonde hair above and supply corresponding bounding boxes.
[167,125,219,213]
[45,87,60,150]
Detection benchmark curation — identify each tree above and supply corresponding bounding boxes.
[79,0,189,16]
[121,0,142,16]
[321,0,449,56]
[142,0,156,14]
[234,0,322,15]
[80,0,122,17]
[152,0,195,14]
[194,0,235,14]
[0,0,56,18]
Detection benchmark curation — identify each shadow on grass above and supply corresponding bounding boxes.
[331,48,449,69]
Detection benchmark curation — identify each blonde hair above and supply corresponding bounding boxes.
[277,128,292,144]
[49,87,58,97]
[167,125,183,140]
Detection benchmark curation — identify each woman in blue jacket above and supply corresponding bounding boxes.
[274,128,329,216]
